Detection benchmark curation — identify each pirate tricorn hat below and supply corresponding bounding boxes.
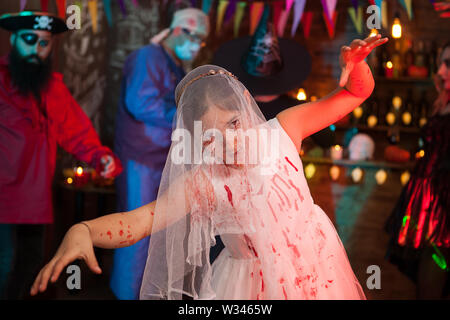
[213,4,311,95]
[0,11,68,34]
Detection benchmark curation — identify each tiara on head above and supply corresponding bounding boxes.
[176,69,238,105]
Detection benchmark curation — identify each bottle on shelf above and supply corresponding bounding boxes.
[377,42,390,77]
[428,40,438,78]
[392,40,403,78]
[404,39,415,77]
[402,89,414,127]
[385,91,398,126]
[418,91,429,127]
[411,40,429,78]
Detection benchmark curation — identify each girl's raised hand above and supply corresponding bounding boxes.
[339,34,389,87]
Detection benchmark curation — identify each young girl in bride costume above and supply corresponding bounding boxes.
[31,34,388,300]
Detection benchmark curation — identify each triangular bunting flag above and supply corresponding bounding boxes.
[216,0,229,35]
[277,8,292,37]
[88,0,98,34]
[381,0,388,29]
[40,0,49,12]
[302,11,313,39]
[202,0,214,14]
[224,0,237,23]
[249,2,264,35]
[103,0,113,26]
[118,0,127,17]
[348,6,363,34]
[20,0,27,11]
[321,0,337,29]
[273,1,284,30]
[286,0,295,11]
[56,0,66,18]
[291,0,306,37]
[323,10,338,39]
[233,2,246,37]
[404,0,413,20]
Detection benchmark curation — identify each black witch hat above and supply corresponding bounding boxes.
[213,4,311,95]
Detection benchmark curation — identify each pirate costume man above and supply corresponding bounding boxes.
[0,12,122,299]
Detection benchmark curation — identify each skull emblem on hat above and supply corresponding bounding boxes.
[34,16,53,31]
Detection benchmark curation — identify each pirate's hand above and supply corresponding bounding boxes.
[30,223,101,296]
[100,154,116,178]
[339,34,388,87]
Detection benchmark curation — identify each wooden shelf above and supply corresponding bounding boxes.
[301,156,415,170]
[335,124,421,134]
[374,76,434,85]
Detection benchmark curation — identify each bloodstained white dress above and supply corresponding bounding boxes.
[201,117,366,300]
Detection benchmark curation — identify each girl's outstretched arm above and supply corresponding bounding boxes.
[277,34,388,152]
[30,169,196,296]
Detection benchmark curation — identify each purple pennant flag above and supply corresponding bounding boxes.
[291,0,306,37]
[190,0,197,7]
[20,0,27,11]
[224,0,237,23]
[321,0,337,26]
[118,0,127,17]
[351,0,359,11]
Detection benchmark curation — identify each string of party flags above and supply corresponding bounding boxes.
[16,0,443,37]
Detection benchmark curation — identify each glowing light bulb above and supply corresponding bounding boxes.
[297,88,307,101]
[67,177,73,184]
[402,111,412,125]
[392,96,402,110]
[400,171,410,186]
[353,106,363,119]
[351,167,363,183]
[386,112,396,125]
[367,115,378,127]
[386,61,393,69]
[76,166,83,176]
[392,17,402,39]
[375,169,387,185]
[305,163,316,179]
[310,95,317,102]
[329,165,340,181]
[419,117,427,127]
[369,29,378,37]
[415,149,425,159]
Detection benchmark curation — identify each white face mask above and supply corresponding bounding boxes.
[174,40,200,61]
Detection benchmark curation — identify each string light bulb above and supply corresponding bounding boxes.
[392,96,402,110]
[351,167,363,183]
[375,169,387,185]
[402,111,412,125]
[305,163,316,179]
[367,115,378,127]
[386,112,396,125]
[76,166,83,176]
[392,14,402,39]
[329,165,340,181]
[369,28,378,37]
[401,171,411,186]
[353,106,363,119]
[296,88,307,101]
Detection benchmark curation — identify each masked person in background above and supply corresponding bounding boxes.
[0,12,122,300]
[111,8,210,300]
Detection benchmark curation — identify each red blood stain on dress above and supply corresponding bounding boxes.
[285,157,298,171]
[107,231,112,240]
[224,185,234,207]
[119,230,124,236]
[288,179,304,202]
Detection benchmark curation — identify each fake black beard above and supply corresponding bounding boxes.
[8,47,52,102]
